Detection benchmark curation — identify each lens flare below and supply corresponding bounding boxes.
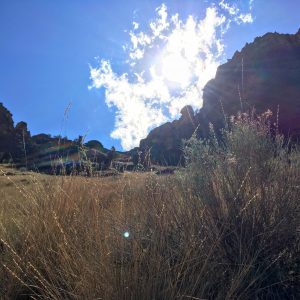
[123,231,130,238]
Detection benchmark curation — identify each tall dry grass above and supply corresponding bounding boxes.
[0,112,299,299]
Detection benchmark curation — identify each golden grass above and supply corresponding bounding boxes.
[0,114,300,299]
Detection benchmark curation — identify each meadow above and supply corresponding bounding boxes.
[0,112,299,299]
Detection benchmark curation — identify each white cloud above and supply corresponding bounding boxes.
[237,13,253,24]
[219,0,239,15]
[132,21,139,30]
[90,61,168,149]
[90,2,254,150]
[249,0,254,10]
[219,0,254,24]
[150,3,169,37]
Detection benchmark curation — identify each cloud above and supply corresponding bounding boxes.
[249,0,255,10]
[90,2,254,150]
[90,61,168,149]
[219,0,239,15]
[219,0,254,24]
[237,13,253,24]
[132,21,139,30]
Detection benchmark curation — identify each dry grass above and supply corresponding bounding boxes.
[0,113,300,299]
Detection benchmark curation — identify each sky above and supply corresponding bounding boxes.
[0,0,299,150]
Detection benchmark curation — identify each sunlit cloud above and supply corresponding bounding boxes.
[90,2,254,150]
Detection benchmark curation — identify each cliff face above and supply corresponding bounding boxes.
[200,30,300,136]
[0,103,14,135]
[0,103,18,159]
[140,105,196,165]
[0,103,35,161]
[140,29,300,165]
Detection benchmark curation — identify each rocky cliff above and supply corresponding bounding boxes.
[200,29,300,137]
[140,29,300,165]
[0,103,16,160]
[0,103,30,161]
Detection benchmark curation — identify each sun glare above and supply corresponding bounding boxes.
[161,53,191,88]
[90,2,255,149]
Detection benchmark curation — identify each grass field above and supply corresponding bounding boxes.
[1,113,300,299]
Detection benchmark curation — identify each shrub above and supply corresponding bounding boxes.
[181,111,300,298]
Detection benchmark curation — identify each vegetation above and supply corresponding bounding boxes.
[0,111,299,299]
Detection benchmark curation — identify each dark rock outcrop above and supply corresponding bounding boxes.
[140,29,300,165]
[0,103,16,160]
[0,103,32,161]
[140,105,196,165]
[199,30,300,137]
[0,103,14,135]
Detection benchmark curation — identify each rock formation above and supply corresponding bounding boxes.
[140,105,196,165]
[140,29,300,165]
[199,29,300,137]
[0,103,16,160]
[0,103,14,134]
[0,103,31,161]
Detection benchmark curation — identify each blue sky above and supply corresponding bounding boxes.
[0,0,299,150]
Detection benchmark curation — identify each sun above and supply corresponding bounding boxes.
[160,53,192,88]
